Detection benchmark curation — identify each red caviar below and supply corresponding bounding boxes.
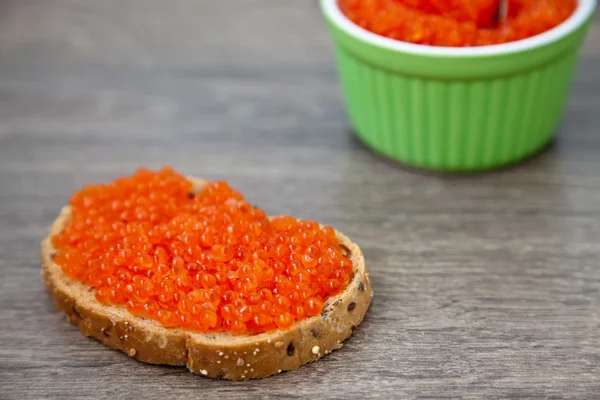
[338,0,577,47]
[51,167,354,334]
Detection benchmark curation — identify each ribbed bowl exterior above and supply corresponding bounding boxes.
[334,45,580,170]
[323,1,594,171]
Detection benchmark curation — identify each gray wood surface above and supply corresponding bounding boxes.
[1,1,599,398]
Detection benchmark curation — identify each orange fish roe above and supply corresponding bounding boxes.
[51,167,354,335]
[338,0,577,47]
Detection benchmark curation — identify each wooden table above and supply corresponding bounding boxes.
[1,1,599,398]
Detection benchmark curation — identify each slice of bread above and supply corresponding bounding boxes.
[40,176,373,380]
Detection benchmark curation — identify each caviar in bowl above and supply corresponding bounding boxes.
[320,0,597,171]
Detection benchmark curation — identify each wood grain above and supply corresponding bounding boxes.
[1,1,599,398]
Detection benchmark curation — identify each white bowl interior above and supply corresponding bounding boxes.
[321,0,597,57]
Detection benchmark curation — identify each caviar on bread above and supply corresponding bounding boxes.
[41,167,372,380]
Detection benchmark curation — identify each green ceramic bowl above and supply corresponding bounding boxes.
[321,0,597,171]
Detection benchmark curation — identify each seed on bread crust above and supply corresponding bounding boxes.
[287,342,295,356]
[340,244,351,257]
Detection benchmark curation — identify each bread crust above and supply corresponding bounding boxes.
[40,177,373,380]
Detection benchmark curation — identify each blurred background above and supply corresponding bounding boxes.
[1,1,600,399]
[0,0,359,217]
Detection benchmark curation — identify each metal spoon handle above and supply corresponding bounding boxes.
[498,0,509,23]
